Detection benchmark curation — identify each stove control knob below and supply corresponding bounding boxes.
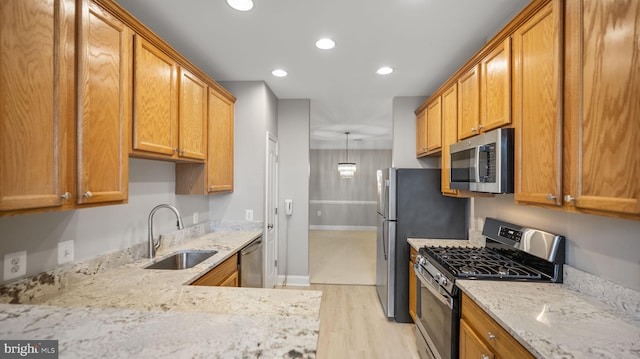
[434,273,442,282]
[439,277,448,286]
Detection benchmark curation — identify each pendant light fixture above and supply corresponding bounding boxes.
[338,132,357,178]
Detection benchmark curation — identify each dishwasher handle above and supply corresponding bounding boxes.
[241,238,263,255]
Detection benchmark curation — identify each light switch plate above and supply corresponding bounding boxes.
[193,212,199,224]
[4,251,27,281]
[58,240,74,265]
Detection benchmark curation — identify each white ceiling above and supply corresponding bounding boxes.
[115,0,530,149]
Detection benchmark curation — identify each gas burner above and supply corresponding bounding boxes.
[459,265,477,275]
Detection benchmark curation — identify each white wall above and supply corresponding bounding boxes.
[472,195,640,291]
[277,99,310,280]
[210,81,278,222]
[391,96,439,169]
[0,158,209,284]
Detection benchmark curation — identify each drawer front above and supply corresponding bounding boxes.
[192,253,238,286]
[461,293,534,359]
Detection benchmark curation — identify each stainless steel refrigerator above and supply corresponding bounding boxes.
[376,168,468,323]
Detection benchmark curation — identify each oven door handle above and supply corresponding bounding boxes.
[415,266,453,310]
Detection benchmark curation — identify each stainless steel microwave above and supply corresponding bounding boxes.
[449,127,514,194]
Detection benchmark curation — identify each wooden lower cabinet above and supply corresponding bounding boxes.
[409,247,418,322]
[461,293,534,359]
[191,253,239,287]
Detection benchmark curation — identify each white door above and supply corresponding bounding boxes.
[264,132,279,288]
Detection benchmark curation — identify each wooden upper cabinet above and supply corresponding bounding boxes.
[132,35,179,157]
[457,64,480,140]
[415,108,428,157]
[0,0,75,213]
[207,87,235,193]
[564,0,640,217]
[178,68,207,161]
[426,96,442,154]
[513,0,563,207]
[441,84,459,196]
[480,38,512,132]
[77,0,131,205]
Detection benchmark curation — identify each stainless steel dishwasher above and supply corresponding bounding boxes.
[240,236,263,288]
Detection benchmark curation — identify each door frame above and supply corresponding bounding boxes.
[264,132,279,288]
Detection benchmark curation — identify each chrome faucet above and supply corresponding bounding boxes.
[148,204,184,259]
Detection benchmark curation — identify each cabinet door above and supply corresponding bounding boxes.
[408,247,418,322]
[460,319,494,359]
[426,97,442,153]
[207,88,235,192]
[0,0,74,212]
[77,0,130,204]
[415,109,428,156]
[178,68,207,160]
[481,38,511,132]
[457,65,480,140]
[220,271,239,287]
[132,35,178,157]
[565,0,640,216]
[513,1,563,206]
[441,84,459,196]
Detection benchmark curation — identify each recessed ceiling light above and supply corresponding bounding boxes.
[272,69,288,77]
[227,0,253,11]
[315,38,336,50]
[376,66,394,75]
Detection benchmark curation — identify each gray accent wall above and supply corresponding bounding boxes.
[277,99,310,278]
[309,149,391,228]
[0,159,209,284]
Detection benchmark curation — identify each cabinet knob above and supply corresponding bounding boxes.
[488,332,496,340]
[478,124,484,130]
[546,194,556,201]
[180,149,187,154]
[83,191,93,198]
[482,355,490,359]
[60,192,71,200]
[471,127,477,132]
[174,147,179,152]
[564,195,575,203]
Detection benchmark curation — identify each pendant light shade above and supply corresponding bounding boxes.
[338,132,357,178]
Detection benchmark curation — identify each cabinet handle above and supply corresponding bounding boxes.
[564,195,575,203]
[60,192,71,200]
[546,194,556,201]
[83,191,93,198]
[488,332,496,340]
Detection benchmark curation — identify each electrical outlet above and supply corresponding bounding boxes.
[317,211,322,216]
[4,251,27,281]
[193,212,199,224]
[245,209,253,221]
[57,240,74,265]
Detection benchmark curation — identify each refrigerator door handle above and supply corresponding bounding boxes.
[382,220,388,260]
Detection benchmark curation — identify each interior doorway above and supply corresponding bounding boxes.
[264,132,279,288]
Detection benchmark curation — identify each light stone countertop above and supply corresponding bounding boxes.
[407,237,640,359]
[0,228,322,358]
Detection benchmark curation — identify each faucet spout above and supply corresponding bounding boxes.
[148,204,185,259]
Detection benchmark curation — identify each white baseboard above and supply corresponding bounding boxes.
[309,225,376,231]
[277,275,310,286]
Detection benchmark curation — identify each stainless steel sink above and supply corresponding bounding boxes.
[144,250,217,270]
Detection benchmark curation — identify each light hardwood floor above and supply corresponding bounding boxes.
[283,284,420,359]
[309,230,376,285]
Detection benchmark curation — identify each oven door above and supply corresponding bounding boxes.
[415,265,457,359]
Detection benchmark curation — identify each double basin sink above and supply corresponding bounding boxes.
[145,250,217,270]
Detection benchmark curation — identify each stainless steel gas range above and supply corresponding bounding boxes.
[413,217,565,359]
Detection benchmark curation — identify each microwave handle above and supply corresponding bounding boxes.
[474,145,482,183]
